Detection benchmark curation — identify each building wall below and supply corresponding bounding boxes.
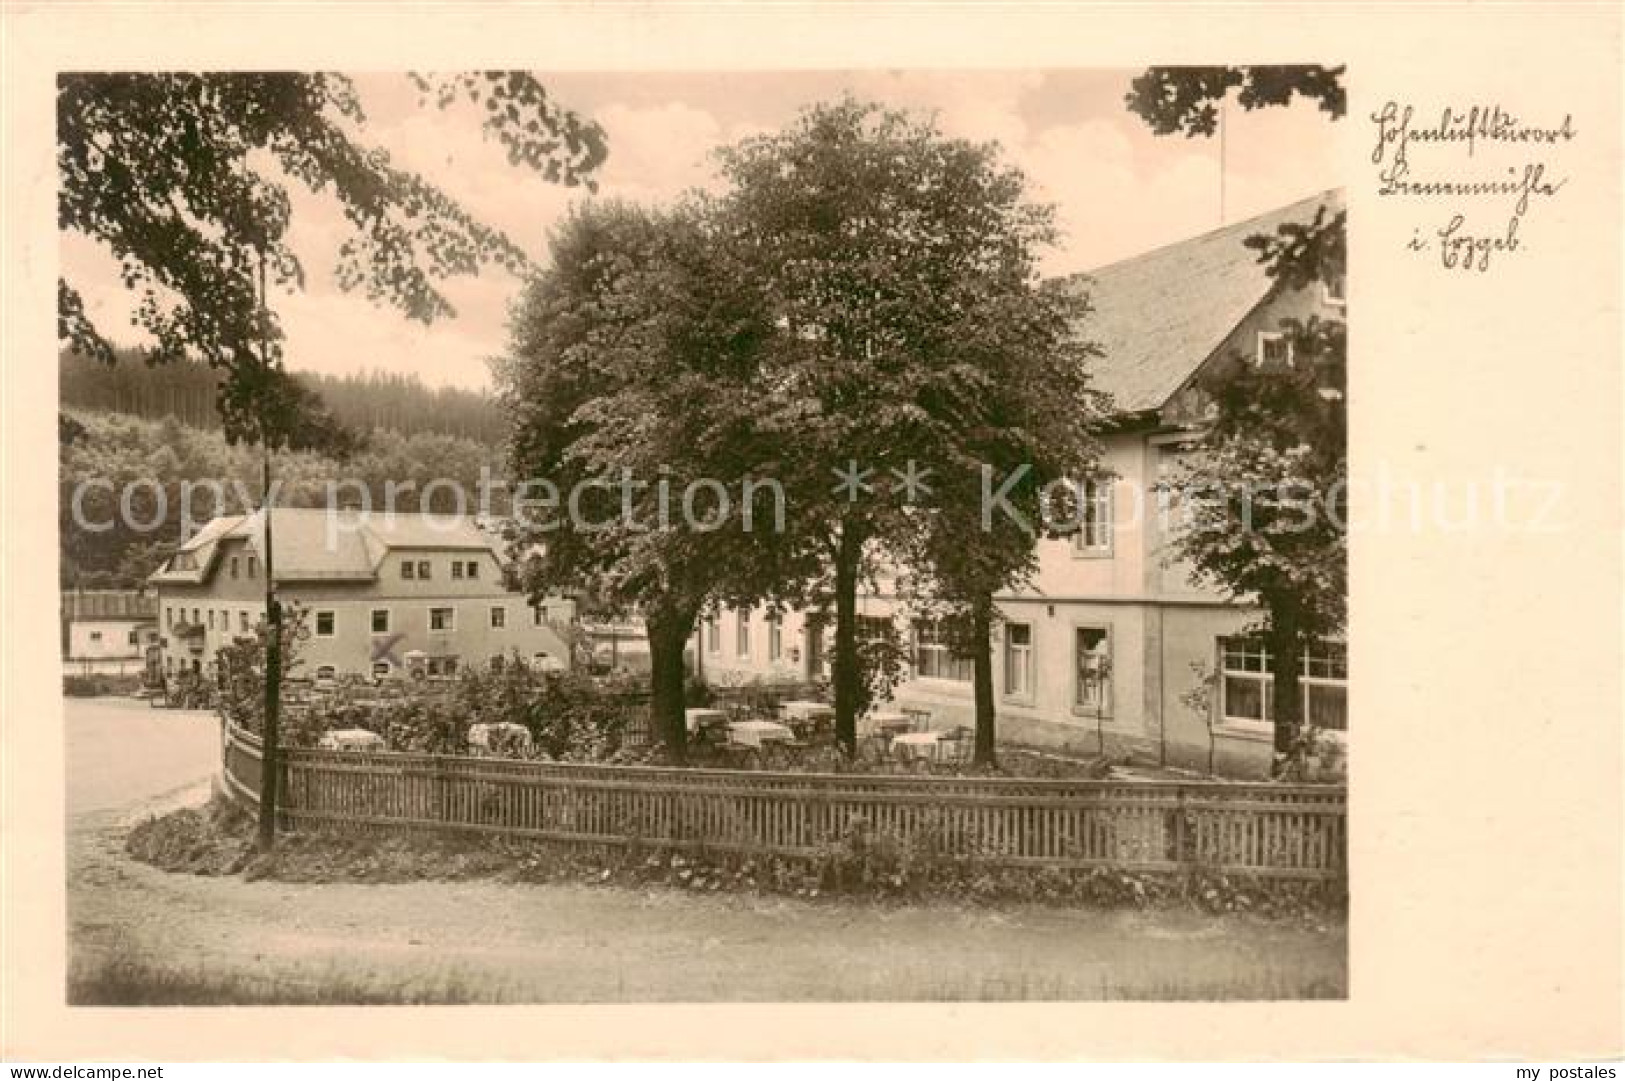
[155,536,577,678]
[680,282,1346,776]
[65,618,157,660]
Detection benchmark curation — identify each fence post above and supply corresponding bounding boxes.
[1172,787,1188,867]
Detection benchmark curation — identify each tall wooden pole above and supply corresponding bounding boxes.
[255,250,282,851]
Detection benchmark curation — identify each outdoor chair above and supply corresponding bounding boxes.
[935,726,972,765]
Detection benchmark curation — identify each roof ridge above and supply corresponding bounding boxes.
[1064,187,1344,283]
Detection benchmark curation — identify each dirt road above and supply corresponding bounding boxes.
[66,696,1346,1002]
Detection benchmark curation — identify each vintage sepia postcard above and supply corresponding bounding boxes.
[1,0,1620,1065]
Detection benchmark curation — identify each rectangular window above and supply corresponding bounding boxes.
[417,560,432,580]
[427,655,459,678]
[430,607,454,632]
[1257,330,1293,367]
[315,610,335,637]
[239,611,250,633]
[191,608,199,625]
[705,615,720,654]
[1074,627,1112,714]
[166,607,174,629]
[207,610,215,630]
[912,620,973,683]
[736,609,751,657]
[1003,622,1033,698]
[452,562,464,580]
[402,560,415,580]
[490,606,506,629]
[1072,477,1113,555]
[532,604,544,627]
[246,555,257,578]
[230,556,240,579]
[1219,636,1347,732]
[767,612,783,661]
[128,629,139,646]
[89,630,103,643]
[465,560,479,579]
[371,609,390,634]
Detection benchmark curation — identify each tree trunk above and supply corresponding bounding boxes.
[646,608,695,765]
[831,525,862,757]
[970,593,997,768]
[1267,597,1304,772]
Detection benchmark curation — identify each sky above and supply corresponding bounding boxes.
[62,69,1345,392]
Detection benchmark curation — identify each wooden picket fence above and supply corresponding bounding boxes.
[221,722,1346,879]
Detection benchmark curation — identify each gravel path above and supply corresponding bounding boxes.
[65,697,1347,1002]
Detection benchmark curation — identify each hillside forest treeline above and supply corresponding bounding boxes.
[60,349,505,441]
[60,405,509,591]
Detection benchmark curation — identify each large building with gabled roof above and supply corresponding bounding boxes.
[150,508,576,683]
[698,190,1347,777]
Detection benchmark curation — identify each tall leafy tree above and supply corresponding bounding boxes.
[499,202,804,761]
[713,99,1085,754]
[59,71,606,844]
[902,276,1106,767]
[1128,67,1347,768]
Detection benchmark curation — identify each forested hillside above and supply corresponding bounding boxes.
[60,350,505,442]
[60,410,513,589]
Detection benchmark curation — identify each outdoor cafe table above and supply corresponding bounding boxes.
[727,719,796,748]
[866,710,913,736]
[317,727,386,752]
[684,707,729,732]
[889,731,944,761]
[781,700,834,722]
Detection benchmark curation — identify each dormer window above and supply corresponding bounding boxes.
[1256,330,1293,368]
[402,560,415,580]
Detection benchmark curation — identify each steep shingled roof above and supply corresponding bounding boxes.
[150,509,503,585]
[1071,189,1343,415]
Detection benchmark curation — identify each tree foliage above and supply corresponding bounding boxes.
[499,201,801,759]
[1128,65,1348,769]
[58,72,605,441]
[1124,65,1346,138]
[713,98,1095,754]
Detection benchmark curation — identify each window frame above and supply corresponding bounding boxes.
[490,605,507,630]
[1256,330,1294,368]
[401,560,415,580]
[370,608,391,635]
[1002,620,1034,703]
[417,560,432,580]
[1070,476,1114,557]
[1218,635,1348,734]
[912,619,973,684]
[429,606,455,633]
[314,610,336,638]
[735,608,751,658]
[451,561,464,580]
[1071,623,1114,718]
[767,611,783,662]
